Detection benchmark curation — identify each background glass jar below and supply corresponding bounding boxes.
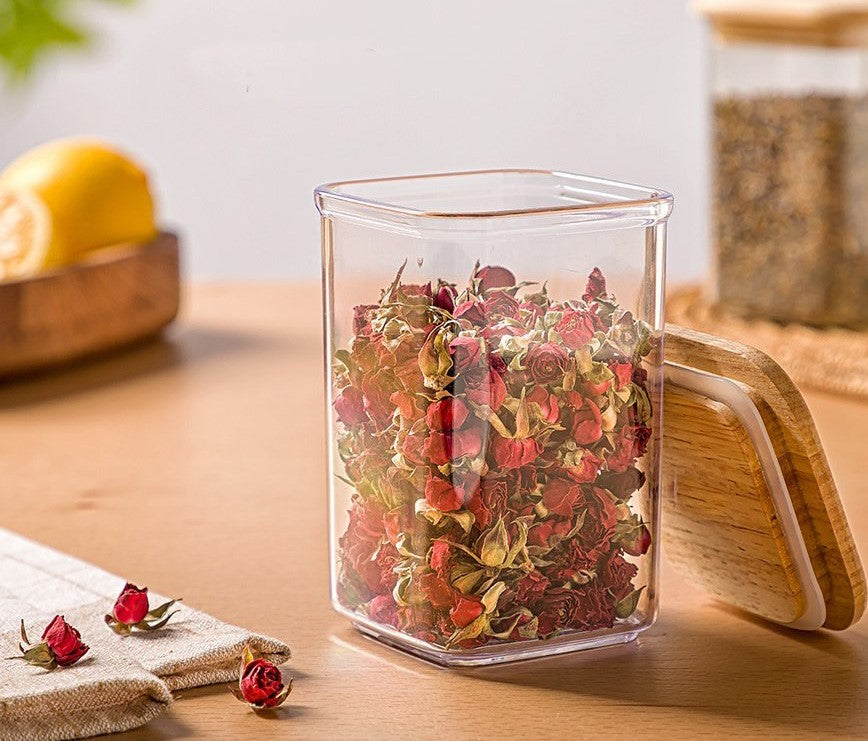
[316,170,672,665]
[703,1,868,327]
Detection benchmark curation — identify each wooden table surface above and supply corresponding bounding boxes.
[2,283,867,740]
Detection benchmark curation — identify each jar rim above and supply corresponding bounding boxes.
[314,169,673,233]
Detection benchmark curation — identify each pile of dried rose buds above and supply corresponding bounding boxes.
[333,264,654,649]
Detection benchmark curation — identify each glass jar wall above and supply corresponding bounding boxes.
[706,2,868,327]
[316,170,672,665]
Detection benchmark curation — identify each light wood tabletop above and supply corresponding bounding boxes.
[2,283,867,740]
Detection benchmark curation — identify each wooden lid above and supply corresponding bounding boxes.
[662,325,865,630]
[696,0,868,46]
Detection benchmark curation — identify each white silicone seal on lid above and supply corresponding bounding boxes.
[665,361,827,630]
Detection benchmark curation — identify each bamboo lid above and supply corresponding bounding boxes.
[662,325,865,631]
[696,0,868,46]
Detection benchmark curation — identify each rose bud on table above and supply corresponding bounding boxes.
[230,644,293,711]
[7,615,89,670]
[105,582,181,635]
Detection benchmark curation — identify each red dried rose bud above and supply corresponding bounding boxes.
[10,615,90,670]
[453,299,487,325]
[352,304,377,335]
[623,523,652,556]
[514,570,550,608]
[334,387,367,426]
[528,520,555,548]
[564,451,604,483]
[231,645,292,711]
[368,594,399,627]
[241,659,285,706]
[466,477,509,530]
[610,361,634,390]
[390,390,421,421]
[449,336,484,373]
[542,478,582,517]
[113,583,150,625]
[360,375,395,427]
[537,587,583,636]
[525,343,569,385]
[554,308,597,350]
[423,427,483,465]
[490,436,541,469]
[583,266,607,301]
[607,425,637,473]
[400,282,433,300]
[520,300,545,326]
[605,554,640,600]
[477,265,516,291]
[425,475,466,512]
[105,582,180,635]
[633,424,652,457]
[426,397,470,432]
[464,368,507,412]
[42,615,89,667]
[584,377,612,396]
[483,290,521,320]
[567,394,603,445]
[450,595,484,628]
[429,540,453,576]
[587,487,619,530]
[434,285,456,313]
[527,386,560,424]
[489,353,507,376]
[418,572,455,609]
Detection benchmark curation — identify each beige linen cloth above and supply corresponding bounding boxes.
[0,528,290,741]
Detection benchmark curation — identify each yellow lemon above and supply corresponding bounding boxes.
[0,138,157,272]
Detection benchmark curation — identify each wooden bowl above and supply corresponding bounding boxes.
[0,232,180,379]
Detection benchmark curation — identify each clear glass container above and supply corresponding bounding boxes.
[316,170,672,666]
[705,2,868,327]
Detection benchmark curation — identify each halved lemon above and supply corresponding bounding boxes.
[0,139,157,272]
[0,187,50,280]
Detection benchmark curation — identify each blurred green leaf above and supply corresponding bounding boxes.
[0,0,136,85]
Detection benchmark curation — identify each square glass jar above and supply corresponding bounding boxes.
[316,169,673,666]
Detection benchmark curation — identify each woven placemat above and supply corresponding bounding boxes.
[667,286,868,401]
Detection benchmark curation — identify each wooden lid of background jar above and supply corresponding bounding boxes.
[695,0,868,46]
[662,325,866,631]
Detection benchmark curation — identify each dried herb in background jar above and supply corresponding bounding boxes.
[714,93,868,328]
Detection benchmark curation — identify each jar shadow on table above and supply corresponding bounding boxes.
[0,326,275,410]
[334,607,867,735]
[468,609,867,734]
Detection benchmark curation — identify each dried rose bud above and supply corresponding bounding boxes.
[433,284,456,313]
[526,342,569,385]
[623,523,652,557]
[105,582,180,635]
[113,583,150,625]
[583,266,607,301]
[476,265,516,291]
[42,615,90,666]
[7,616,89,670]
[230,645,292,711]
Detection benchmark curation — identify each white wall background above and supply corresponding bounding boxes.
[0,0,709,282]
